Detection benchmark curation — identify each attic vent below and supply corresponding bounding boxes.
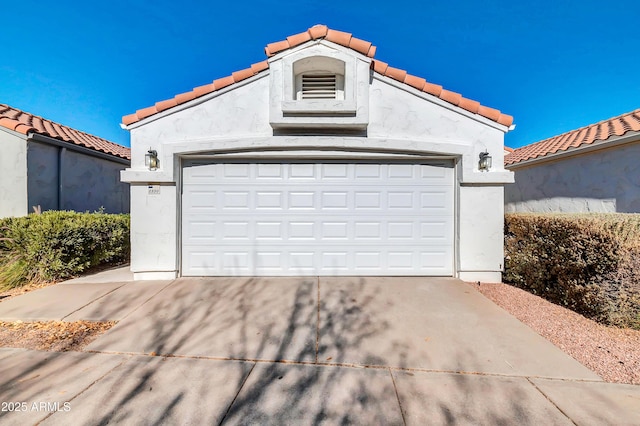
[301,74,337,99]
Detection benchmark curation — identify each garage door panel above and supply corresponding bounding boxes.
[222,191,250,209]
[289,192,315,209]
[256,192,283,209]
[289,163,316,179]
[387,192,414,209]
[354,221,382,240]
[183,246,452,276]
[321,192,349,209]
[289,222,315,239]
[186,221,216,240]
[256,163,284,178]
[184,218,451,245]
[420,221,451,241]
[184,190,217,211]
[183,249,219,273]
[255,251,282,269]
[388,164,414,178]
[354,252,382,269]
[387,222,414,239]
[387,251,415,269]
[321,222,349,239]
[290,252,315,269]
[322,252,349,270]
[420,164,449,180]
[321,163,349,179]
[223,163,250,178]
[255,222,283,240]
[182,161,454,276]
[420,251,451,269]
[221,221,250,240]
[354,192,381,209]
[420,191,452,210]
[354,164,381,178]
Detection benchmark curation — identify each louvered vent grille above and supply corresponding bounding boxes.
[301,74,337,99]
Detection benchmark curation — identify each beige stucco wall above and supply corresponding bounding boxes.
[505,141,640,213]
[26,141,130,214]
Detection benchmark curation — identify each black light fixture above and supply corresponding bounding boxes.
[145,149,159,171]
[479,150,492,171]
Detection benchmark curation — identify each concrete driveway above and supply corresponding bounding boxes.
[86,277,597,379]
[1,274,639,425]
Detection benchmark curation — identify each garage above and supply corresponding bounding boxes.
[122,25,514,282]
[181,160,454,276]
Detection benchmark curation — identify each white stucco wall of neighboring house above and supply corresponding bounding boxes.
[0,129,28,217]
[505,141,640,213]
[123,43,513,282]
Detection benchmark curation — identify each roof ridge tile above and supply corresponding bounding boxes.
[193,83,215,98]
[286,31,312,49]
[440,90,462,106]
[308,24,328,39]
[325,29,352,47]
[213,75,235,90]
[348,37,373,56]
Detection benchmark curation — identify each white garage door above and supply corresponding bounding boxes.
[181,160,454,276]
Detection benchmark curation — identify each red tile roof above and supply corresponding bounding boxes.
[123,25,513,128]
[0,104,130,160]
[505,108,640,166]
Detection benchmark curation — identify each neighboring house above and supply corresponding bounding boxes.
[121,25,514,282]
[505,108,640,213]
[0,104,131,217]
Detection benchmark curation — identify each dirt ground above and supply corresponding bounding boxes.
[472,282,640,385]
[0,320,116,352]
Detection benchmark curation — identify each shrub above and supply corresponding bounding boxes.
[504,213,640,329]
[0,211,130,289]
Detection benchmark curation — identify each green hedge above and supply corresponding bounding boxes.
[504,213,640,329]
[0,211,130,289]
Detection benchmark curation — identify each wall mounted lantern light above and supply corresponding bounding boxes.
[478,150,492,172]
[145,149,159,171]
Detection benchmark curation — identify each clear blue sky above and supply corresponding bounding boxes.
[2,1,639,149]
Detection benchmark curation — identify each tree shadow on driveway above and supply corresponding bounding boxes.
[2,276,603,424]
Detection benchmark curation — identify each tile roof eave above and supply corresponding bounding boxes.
[121,68,270,130]
[505,108,640,166]
[28,132,130,164]
[370,71,514,131]
[0,103,131,161]
[505,129,640,168]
